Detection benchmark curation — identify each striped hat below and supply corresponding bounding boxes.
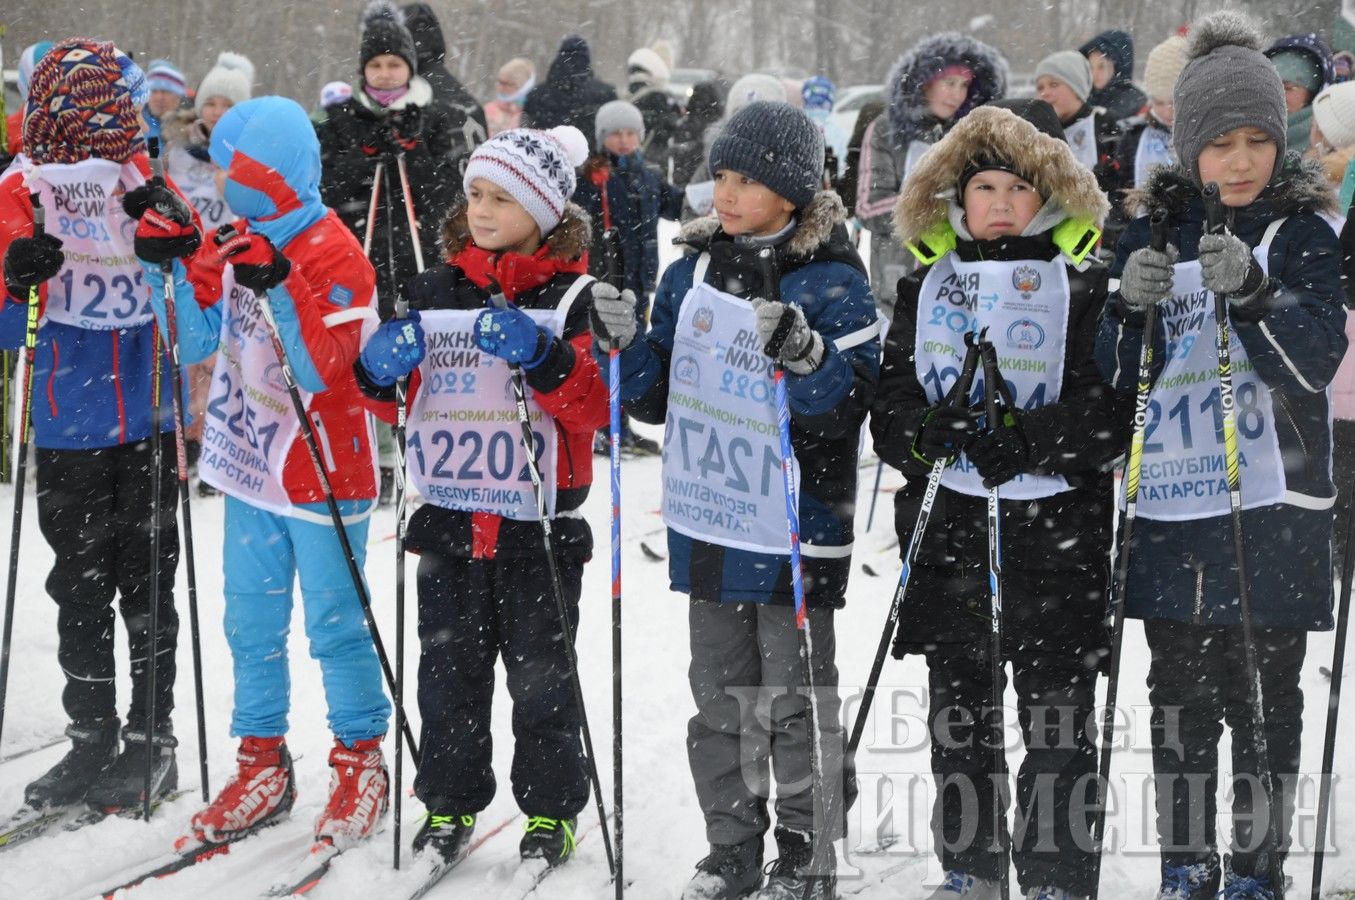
[23,38,147,164]
[146,58,187,97]
[462,126,590,234]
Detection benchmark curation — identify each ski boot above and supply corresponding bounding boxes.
[1155,852,1221,899]
[751,826,834,899]
[925,871,1004,898]
[85,723,178,810]
[314,737,388,849]
[23,718,120,809]
[1222,854,1276,899]
[682,837,764,899]
[189,736,297,842]
[520,815,577,867]
[412,811,476,865]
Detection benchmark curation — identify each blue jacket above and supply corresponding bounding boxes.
[1095,160,1347,630]
[605,192,879,608]
[573,152,683,296]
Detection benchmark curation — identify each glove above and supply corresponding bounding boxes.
[1118,244,1179,312]
[389,106,423,146]
[216,229,291,293]
[474,305,549,368]
[361,122,398,158]
[4,232,64,298]
[360,310,425,386]
[123,182,201,263]
[967,412,1032,488]
[1198,232,1267,301]
[589,282,638,350]
[751,296,825,375]
[914,405,981,464]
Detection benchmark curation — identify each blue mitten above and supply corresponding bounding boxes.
[359,310,426,386]
[473,306,548,368]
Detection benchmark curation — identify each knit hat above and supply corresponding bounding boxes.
[958,98,1066,192]
[1270,48,1323,93]
[17,42,54,105]
[360,0,418,74]
[1143,35,1189,101]
[725,74,788,119]
[595,100,645,146]
[1035,50,1092,102]
[497,58,535,92]
[196,52,254,113]
[1312,82,1355,148]
[1174,11,1288,184]
[801,76,836,112]
[145,58,186,98]
[23,38,147,165]
[627,47,671,88]
[462,126,590,235]
[321,81,354,108]
[708,101,824,210]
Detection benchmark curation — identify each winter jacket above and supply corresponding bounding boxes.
[1114,113,1173,189]
[359,202,607,558]
[521,38,618,153]
[317,78,459,318]
[607,192,880,608]
[836,99,884,219]
[1095,159,1347,630]
[1267,34,1335,157]
[402,2,488,157]
[629,85,682,175]
[858,34,1007,314]
[1080,30,1148,123]
[873,104,1126,656]
[573,152,684,296]
[669,80,725,187]
[0,153,179,450]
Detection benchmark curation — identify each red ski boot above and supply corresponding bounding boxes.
[187,736,296,843]
[314,738,388,849]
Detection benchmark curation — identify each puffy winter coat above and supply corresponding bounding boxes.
[402,2,488,156]
[1080,30,1148,123]
[1095,159,1347,630]
[669,80,724,187]
[573,152,684,296]
[521,37,618,153]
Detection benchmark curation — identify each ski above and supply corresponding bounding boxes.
[86,819,291,898]
[404,812,522,900]
[639,541,665,562]
[0,787,192,853]
[489,812,608,900]
[0,735,64,765]
[840,855,925,896]
[261,836,341,897]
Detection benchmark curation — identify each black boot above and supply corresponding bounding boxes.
[682,837,764,899]
[752,826,835,899]
[84,723,179,810]
[520,815,577,867]
[412,811,477,865]
[24,719,120,809]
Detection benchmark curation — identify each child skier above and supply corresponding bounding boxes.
[1096,13,1347,898]
[354,124,607,868]
[871,98,1125,900]
[588,100,879,899]
[0,38,182,812]
[125,96,392,850]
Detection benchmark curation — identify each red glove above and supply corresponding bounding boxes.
[124,181,201,264]
[215,227,291,293]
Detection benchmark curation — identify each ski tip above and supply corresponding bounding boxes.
[862,563,879,577]
[639,542,665,562]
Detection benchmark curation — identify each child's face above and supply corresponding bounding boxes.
[147,90,179,119]
[604,130,641,157]
[1283,81,1314,115]
[364,54,412,92]
[1148,97,1174,127]
[961,170,1044,241]
[466,178,542,256]
[1196,127,1278,207]
[1087,51,1115,90]
[200,96,232,130]
[1035,76,1082,123]
[713,170,796,238]
[923,75,972,121]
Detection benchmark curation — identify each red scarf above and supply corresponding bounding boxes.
[451,241,587,301]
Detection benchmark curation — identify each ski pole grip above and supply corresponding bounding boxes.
[1149,208,1169,253]
[951,331,983,406]
[1202,182,1224,235]
[602,228,624,291]
[979,339,1001,428]
[147,136,166,184]
[486,278,509,310]
[29,192,44,238]
[755,248,797,359]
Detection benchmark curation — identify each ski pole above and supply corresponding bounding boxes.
[147,138,210,805]
[363,161,383,258]
[1,349,10,484]
[757,246,833,878]
[978,338,1011,900]
[144,321,164,822]
[846,330,982,760]
[487,281,616,876]
[864,459,884,532]
[1091,206,1169,895]
[601,227,624,898]
[247,258,421,764]
[393,154,425,274]
[1203,182,1283,890]
[0,191,46,751]
[1312,473,1354,899]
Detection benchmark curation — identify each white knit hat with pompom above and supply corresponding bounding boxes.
[195,51,254,114]
[462,125,589,234]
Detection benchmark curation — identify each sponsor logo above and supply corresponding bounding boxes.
[1012,265,1041,297]
[1007,318,1046,351]
[328,283,354,307]
[674,354,701,387]
[693,306,714,335]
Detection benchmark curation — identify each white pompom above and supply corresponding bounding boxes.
[548,126,590,168]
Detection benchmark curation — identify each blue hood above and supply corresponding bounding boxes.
[209,96,326,248]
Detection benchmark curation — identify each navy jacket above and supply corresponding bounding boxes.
[573,152,684,296]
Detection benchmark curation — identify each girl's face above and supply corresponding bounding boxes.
[961,169,1044,240]
[713,169,796,237]
[923,75,972,121]
[364,54,412,92]
[1035,76,1083,123]
[604,129,641,157]
[1088,51,1115,90]
[1148,96,1174,127]
[200,96,232,130]
[1196,127,1278,207]
[466,178,541,256]
[1284,82,1313,115]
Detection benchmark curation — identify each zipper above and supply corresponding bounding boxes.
[1192,564,1205,625]
[1270,390,1310,482]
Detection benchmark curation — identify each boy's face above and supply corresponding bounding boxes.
[147,89,179,119]
[1149,96,1174,127]
[1196,127,1278,207]
[200,96,232,130]
[922,75,971,122]
[1087,51,1115,90]
[713,169,796,238]
[466,178,542,256]
[364,54,412,91]
[1035,76,1082,123]
[961,170,1044,241]
[604,130,641,157]
[1283,81,1314,115]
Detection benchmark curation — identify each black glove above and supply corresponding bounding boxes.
[216,228,291,293]
[389,106,423,145]
[123,181,201,263]
[361,122,398,158]
[913,405,981,464]
[967,411,1032,488]
[4,232,64,298]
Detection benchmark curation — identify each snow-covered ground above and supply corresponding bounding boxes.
[1,223,1353,898]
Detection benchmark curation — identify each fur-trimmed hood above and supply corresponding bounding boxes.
[675,191,850,260]
[1123,153,1338,220]
[439,199,592,261]
[885,33,1008,150]
[160,108,209,149]
[892,105,1110,247]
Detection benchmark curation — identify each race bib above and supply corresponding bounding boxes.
[915,254,1071,499]
[1065,115,1098,171]
[168,144,232,231]
[1134,125,1174,188]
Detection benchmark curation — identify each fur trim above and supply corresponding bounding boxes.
[886,33,1008,149]
[892,106,1110,246]
[159,108,201,146]
[1187,11,1267,59]
[439,201,592,261]
[675,191,847,257]
[1124,154,1339,219]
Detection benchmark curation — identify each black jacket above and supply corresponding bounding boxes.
[402,2,488,157]
[573,152,684,295]
[522,37,618,153]
[669,79,725,187]
[629,86,682,175]
[1080,30,1147,123]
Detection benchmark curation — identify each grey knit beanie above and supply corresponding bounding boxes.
[595,99,646,147]
[1173,11,1287,184]
[708,101,823,210]
[1034,50,1092,102]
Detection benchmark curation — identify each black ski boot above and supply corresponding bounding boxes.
[752,826,835,900]
[682,837,764,899]
[84,723,179,810]
[412,811,477,865]
[24,719,120,809]
[519,815,577,867]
